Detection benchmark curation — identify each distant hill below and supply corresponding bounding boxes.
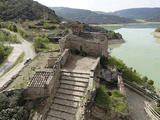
[51,7,136,24]
[109,8,160,22]
[0,0,60,22]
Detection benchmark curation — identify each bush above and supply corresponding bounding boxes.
[33,35,49,50]
[108,56,155,91]
[95,86,127,113]
[0,43,12,64]
[0,90,30,120]
[8,23,18,32]
[155,28,160,32]
[0,30,19,43]
[95,85,111,108]
[147,80,154,86]
[109,57,144,85]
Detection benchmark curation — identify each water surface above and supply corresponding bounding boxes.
[104,24,160,89]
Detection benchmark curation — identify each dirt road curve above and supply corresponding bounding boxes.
[0,29,36,90]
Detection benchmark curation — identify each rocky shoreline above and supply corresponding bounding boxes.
[152,32,160,38]
[108,39,125,45]
[151,32,160,44]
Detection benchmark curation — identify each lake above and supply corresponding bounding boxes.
[103,24,160,90]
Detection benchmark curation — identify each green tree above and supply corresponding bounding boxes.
[33,36,49,49]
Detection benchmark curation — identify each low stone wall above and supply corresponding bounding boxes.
[144,101,160,120]
[124,80,158,101]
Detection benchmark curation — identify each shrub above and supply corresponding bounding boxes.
[108,56,155,92]
[0,43,12,64]
[33,35,49,50]
[109,57,144,85]
[155,28,160,32]
[8,23,18,32]
[95,85,111,108]
[95,86,127,113]
[147,80,154,86]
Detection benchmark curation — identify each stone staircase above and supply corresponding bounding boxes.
[46,70,90,120]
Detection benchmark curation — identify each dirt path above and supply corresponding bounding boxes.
[0,44,23,76]
[126,87,151,120]
[0,29,36,90]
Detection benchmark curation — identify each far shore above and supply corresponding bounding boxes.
[91,22,160,27]
[108,39,125,45]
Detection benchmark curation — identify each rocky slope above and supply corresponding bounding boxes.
[0,0,60,22]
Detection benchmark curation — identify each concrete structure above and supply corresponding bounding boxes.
[59,32,108,57]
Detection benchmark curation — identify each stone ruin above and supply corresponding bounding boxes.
[59,22,108,57]
[24,22,111,120]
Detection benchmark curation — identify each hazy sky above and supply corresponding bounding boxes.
[34,0,160,12]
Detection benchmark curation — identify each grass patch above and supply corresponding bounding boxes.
[35,42,60,52]
[95,85,127,113]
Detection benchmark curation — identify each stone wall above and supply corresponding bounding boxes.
[59,33,108,57]
[25,49,71,100]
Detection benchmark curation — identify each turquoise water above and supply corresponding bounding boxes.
[105,25,160,89]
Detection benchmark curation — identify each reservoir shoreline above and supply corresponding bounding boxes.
[91,22,160,27]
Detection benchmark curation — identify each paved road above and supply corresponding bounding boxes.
[126,87,151,120]
[0,29,36,90]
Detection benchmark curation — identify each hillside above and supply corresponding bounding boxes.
[0,0,60,22]
[110,8,160,22]
[52,7,136,24]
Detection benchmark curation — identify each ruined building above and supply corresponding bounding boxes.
[59,22,108,57]
[25,22,108,120]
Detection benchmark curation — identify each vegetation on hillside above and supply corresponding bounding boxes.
[0,22,27,39]
[33,33,60,52]
[0,90,30,120]
[155,28,160,32]
[0,43,12,65]
[95,85,127,113]
[108,56,155,91]
[0,30,19,43]
[0,0,60,22]
[33,33,49,51]
[52,7,136,24]
[111,8,160,22]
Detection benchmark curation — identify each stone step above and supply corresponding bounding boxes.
[61,76,89,83]
[60,80,87,87]
[55,93,82,102]
[60,84,86,92]
[61,69,90,75]
[48,110,75,120]
[51,103,77,114]
[54,98,79,108]
[57,88,84,97]
[61,72,89,79]
[46,116,64,120]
